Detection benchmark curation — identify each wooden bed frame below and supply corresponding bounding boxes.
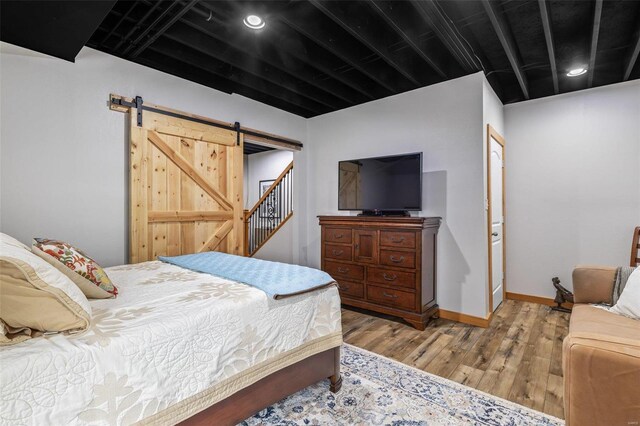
[180,346,342,426]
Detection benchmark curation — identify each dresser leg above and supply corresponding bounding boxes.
[405,306,439,330]
[405,318,427,331]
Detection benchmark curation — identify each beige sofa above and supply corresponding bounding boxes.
[563,266,640,426]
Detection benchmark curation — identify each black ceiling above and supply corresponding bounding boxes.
[3,1,640,119]
[0,1,116,62]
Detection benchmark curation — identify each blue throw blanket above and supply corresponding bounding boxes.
[159,252,336,299]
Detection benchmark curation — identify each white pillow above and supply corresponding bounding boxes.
[610,267,640,320]
[1,234,92,345]
[0,233,30,251]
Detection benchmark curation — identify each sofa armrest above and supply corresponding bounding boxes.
[572,265,616,304]
[563,335,640,426]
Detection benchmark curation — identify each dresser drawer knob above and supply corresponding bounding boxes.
[332,249,344,256]
[337,267,350,274]
[334,233,344,239]
[390,255,405,263]
[383,273,397,281]
[383,291,398,299]
[339,284,350,291]
[391,237,405,243]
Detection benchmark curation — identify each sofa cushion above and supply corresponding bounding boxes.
[570,304,640,348]
[572,265,616,304]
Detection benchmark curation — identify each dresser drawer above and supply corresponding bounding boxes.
[324,227,352,244]
[367,285,416,310]
[325,260,364,281]
[336,280,364,299]
[380,249,416,269]
[324,244,352,261]
[380,231,416,249]
[368,267,415,289]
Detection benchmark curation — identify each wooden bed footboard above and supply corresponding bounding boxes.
[180,346,342,426]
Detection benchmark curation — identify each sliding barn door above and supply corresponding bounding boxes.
[129,110,243,263]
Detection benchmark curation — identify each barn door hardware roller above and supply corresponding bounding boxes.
[110,95,144,126]
[234,122,241,146]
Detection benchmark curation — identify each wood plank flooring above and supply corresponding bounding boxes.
[341,299,570,419]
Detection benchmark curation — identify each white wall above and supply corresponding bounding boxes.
[245,150,293,207]
[244,149,294,263]
[505,79,640,298]
[0,43,307,266]
[304,72,489,318]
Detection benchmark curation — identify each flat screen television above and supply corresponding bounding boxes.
[338,152,422,214]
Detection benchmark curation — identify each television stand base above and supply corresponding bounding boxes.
[358,210,410,217]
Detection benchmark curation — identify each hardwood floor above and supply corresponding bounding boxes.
[341,299,570,419]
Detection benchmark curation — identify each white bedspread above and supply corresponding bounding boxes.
[0,261,342,425]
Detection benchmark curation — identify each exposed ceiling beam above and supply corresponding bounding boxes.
[588,0,603,88]
[105,3,356,111]
[199,1,373,103]
[268,21,377,101]
[309,0,421,86]
[99,1,138,47]
[279,6,397,94]
[623,21,640,81]
[368,0,448,79]
[121,1,179,55]
[184,5,356,107]
[112,0,162,51]
[166,24,342,111]
[136,49,235,94]
[129,0,199,58]
[411,0,480,74]
[481,0,529,99]
[146,41,323,117]
[538,0,559,94]
[138,49,318,117]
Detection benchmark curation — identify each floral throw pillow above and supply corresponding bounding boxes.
[32,238,118,299]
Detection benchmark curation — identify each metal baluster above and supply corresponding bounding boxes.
[288,171,291,214]
[279,179,282,226]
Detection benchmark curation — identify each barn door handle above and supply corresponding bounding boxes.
[383,291,398,299]
[332,249,344,256]
[383,273,397,281]
[391,237,405,243]
[390,256,405,263]
[337,267,350,274]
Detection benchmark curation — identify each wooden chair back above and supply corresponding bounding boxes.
[631,226,640,267]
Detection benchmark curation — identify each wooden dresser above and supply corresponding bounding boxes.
[318,216,441,330]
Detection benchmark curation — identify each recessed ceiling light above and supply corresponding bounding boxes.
[243,15,265,30]
[567,67,587,77]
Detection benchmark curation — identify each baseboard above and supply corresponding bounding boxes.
[505,292,573,309]
[439,309,492,328]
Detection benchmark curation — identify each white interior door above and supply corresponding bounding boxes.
[490,137,504,311]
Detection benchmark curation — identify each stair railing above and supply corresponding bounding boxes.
[244,161,293,256]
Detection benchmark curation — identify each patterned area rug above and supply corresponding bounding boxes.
[241,344,563,425]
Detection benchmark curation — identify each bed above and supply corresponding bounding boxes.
[0,260,342,425]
